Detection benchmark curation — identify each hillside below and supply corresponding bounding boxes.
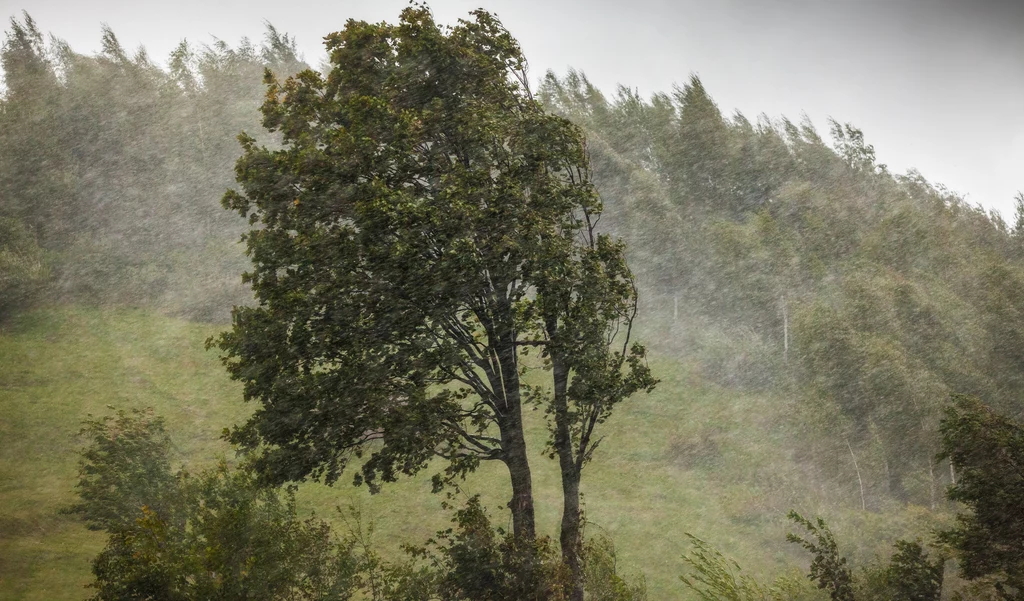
[0,307,945,600]
[1,12,1021,601]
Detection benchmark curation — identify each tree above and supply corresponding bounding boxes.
[0,12,76,248]
[215,6,653,598]
[89,466,360,601]
[875,540,944,601]
[70,408,361,601]
[786,512,856,601]
[66,407,178,532]
[938,395,1024,600]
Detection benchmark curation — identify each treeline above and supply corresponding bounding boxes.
[0,13,304,320]
[3,4,1024,540]
[539,71,1024,509]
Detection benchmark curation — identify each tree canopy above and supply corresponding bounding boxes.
[216,7,653,597]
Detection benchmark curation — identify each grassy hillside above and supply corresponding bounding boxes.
[0,307,246,599]
[0,306,947,600]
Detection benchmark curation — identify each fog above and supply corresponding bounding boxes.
[8,0,1023,216]
[1,2,1022,600]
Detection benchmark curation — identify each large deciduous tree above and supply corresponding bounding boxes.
[215,6,653,597]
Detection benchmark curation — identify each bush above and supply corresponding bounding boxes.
[412,496,570,601]
[89,465,359,601]
[584,535,647,601]
[681,533,811,601]
[71,408,360,601]
[859,540,943,601]
[66,407,177,531]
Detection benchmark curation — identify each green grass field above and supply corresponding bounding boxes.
[0,306,946,600]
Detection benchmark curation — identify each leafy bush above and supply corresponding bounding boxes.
[584,535,647,601]
[859,540,943,601]
[71,408,360,601]
[787,512,855,601]
[66,407,177,531]
[789,512,949,601]
[412,496,570,601]
[681,533,811,601]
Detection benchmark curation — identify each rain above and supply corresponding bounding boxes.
[1,2,1022,600]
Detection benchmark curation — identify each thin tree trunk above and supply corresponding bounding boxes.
[929,460,936,510]
[487,300,536,543]
[781,295,789,363]
[885,454,909,503]
[552,355,585,601]
[495,334,536,542]
[846,438,866,511]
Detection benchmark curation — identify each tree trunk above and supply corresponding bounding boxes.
[552,356,585,601]
[502,424,536,541]
[491,314,536,542]
[845,438,866,511]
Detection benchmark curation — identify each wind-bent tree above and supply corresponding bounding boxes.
[215,6,653,597]
[938,395,1024,599]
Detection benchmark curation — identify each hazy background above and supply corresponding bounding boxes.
[3,2,1024,598]
[4,0,1022,217]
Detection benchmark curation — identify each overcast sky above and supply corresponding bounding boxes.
[5,0,1022,217]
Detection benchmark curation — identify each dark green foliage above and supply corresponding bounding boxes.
[684,520,947,601]
[89,465,360,601]
[877,540,944,601]
[938,395,1024,600]
[412,497,570,601]
[787,512,855,601]
[66,407,177,531]
[71,408,360,601]
[788,515,945,601]
[215,13,652,600]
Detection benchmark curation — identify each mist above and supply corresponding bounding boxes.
[2,3,1023,600]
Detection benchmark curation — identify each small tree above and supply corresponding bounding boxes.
[215,6,654,597]
[67,407,177,531]
[71,408,360,601]
[786,512,855,601]
[938,395,1024,600]
[878,540,944,601]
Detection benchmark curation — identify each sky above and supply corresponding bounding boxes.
[4,0,1022,217]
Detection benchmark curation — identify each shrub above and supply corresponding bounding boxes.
[584,535,647,601]
[681,533,809,601]
[71,408,360,601]
[66,407,177,531]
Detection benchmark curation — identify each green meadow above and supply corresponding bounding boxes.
[0,306,943,600]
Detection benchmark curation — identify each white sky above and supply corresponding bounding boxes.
[6,0,1023,217]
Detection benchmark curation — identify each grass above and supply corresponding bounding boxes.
[0,306,948,600]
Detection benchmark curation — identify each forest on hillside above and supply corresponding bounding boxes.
[2,7,1023,601]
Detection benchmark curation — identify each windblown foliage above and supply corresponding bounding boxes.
[540,70,1024,507]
